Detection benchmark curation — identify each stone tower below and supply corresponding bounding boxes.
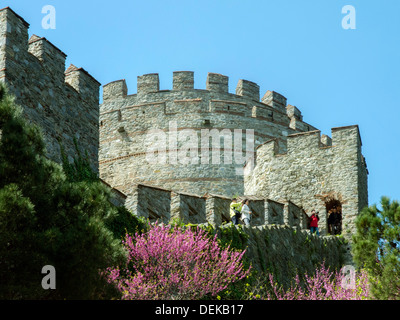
[99,72,318,198]
[244,126,369,238]
[0,7,100,169]
[0,7,367,274]
[0,7,369,239]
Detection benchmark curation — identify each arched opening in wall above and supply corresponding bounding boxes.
[325,199,342,235]
[315,192,345,236]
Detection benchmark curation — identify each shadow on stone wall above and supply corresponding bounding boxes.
[106,182,353,288]
[240,224,349,288]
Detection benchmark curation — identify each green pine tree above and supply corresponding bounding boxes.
[352,196,400,300]
[59,137,98,183]
[59,131,147,241]
[0,83,127,299]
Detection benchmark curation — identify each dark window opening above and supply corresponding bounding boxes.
[326,199,342,235]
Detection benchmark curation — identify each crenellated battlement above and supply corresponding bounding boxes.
[173,71,195,90]
[112,180,309,230]
[99,70,321,198]
[0,7,365,272]
[28,34,67,78]
[245,125,368,239]
[109,180,348,275]
[206,73,229,93]
[137,73,160,95]
[251,125,362,158]
[101,71,317,133]
[103,79,128,101]
[0,6,100,169]
[236,79,260,101]
[65,64,101,103]
[104,71,279,106]
[1,8,100,94]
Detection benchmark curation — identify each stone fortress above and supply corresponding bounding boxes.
[0,7,368,273]
[100,71,368,238]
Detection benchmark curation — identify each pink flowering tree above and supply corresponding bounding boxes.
[103,224,250,300]
[262,263,370,300]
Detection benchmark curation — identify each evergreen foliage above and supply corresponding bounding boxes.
[353,197,400,300]
[59,137,98,183]
[0,84,127,299]
[59,132,147,241]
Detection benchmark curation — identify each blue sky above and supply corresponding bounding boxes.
[3,0,400,207]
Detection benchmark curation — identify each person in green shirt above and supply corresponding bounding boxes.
[230,198,242,225]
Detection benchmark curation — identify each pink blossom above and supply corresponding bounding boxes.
[262,263,370,300]
[103,224,250,300]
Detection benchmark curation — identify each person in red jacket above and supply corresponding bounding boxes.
[309,210,320,236]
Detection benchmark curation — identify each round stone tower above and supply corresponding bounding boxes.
[99,71,317,197]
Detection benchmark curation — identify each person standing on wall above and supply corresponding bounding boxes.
[230,198,242,225]
[241,199,252,227]
[327,209,335,235]
[331,207,342,235]
[309,210,320,236]
[327,207,342,235]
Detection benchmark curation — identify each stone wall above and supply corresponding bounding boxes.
[240,224,349,288]
[0,7,361,285]
[99,72,317,198]
[245,197,265,226]
[136,184,172,224]
[113,181,342,241]
[0,7,100,170]
[205,195,232,226]
[101,179,127,208]
[171,192,207,225]
[112,182,351,284]
[107,181,314,231]
[265,199,285,225]
[244,126,369,239]
[117,183,234,226]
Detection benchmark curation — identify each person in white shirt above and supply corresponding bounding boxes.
[241,199,252,226]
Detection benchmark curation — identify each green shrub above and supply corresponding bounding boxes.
[0,84,127,299]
